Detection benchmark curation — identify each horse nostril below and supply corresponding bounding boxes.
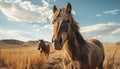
[59,37,62,44]
[38,48,40,50]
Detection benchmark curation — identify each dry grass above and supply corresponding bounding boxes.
[0,47,47,69]
[0,43,120,69]
[104,44,120,69]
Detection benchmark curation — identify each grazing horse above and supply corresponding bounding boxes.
[38,40,50,59]
[51,2,105,69]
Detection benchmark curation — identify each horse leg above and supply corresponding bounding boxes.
[98,61,104,69]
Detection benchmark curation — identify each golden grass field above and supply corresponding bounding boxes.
[0,41,120,69]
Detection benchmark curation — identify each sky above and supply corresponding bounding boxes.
[0,0,120,43]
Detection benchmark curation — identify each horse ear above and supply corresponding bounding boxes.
[53,5,57,13]
[66,2,72,13]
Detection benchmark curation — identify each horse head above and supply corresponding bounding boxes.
[51,2,75,50]
[38,40,45,51]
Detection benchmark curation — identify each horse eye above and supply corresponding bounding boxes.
[52,19,57,24]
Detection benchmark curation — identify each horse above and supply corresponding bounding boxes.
[38,40,50,59]
[51,2,105,69]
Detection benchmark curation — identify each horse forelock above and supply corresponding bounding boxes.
[51,8,72,22]
[60,8,71,20]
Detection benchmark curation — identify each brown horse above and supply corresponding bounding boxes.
[38,40,50,59]
[51,2,105,69]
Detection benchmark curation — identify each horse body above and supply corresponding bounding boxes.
[62,32,104,69]
[86,39,105,69]
[51,2,105,69]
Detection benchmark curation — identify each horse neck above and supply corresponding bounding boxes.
[67,27,86,60]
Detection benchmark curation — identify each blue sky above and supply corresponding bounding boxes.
[0,0,120,42]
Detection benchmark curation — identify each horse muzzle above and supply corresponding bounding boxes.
[53,37,63,50]
[54,42,62,50]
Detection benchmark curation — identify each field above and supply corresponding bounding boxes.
[0,41,120,69]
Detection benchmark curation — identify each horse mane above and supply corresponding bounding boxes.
[67,20,86,60]
[69,13,86,46]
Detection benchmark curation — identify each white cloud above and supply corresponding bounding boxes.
[81,23,120,33]
[47,0,56,3]
[81,23,120,42]
[95,9,120,17]
[33,24,40,32]
[32,24,53,32]
[0,0,52,23]
[111,28,120,34]
[42,0,49,7]
[43,24,53,30]
[35,29,40,32]
[0,29,33,41]
[96,14,102,17]
[7,30,31,36]
[33,24,39,29]
[91,35,117,42]
[104,9,120,14]
[0,29,4,34]
[53,0,56,2]
[72,10,76,14]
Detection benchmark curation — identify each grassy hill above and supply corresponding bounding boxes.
[0,39,51,49]
[0,39,24,44]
